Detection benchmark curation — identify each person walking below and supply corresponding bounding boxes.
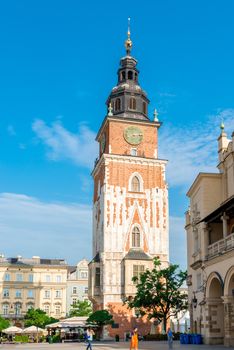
[130,327,138,350]
[167,327,173,349]
[86,327,95,350]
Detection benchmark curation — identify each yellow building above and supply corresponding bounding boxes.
[0,255,68,324]
[185,125,234,346]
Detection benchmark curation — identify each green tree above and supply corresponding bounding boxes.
[24,308,58,328]
[0,316,10,332]
[86,310,113,331]
[69,300,92,317]
[126,258,188,332]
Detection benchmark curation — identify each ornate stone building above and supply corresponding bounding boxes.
[0,255,67,324]
[89,27,169,338]
[66,259,89,315]
[185,125,234,346]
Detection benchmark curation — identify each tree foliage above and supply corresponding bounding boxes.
[126,258,188,332]
[86,310,113,327]
[24,308,58,328]
[69,300,92,317]
[0,316,10,331]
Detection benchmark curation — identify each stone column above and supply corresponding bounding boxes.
[221,212,229,238]
[203,223,209,259]
[223,296,234,347]
[205,297,224,345]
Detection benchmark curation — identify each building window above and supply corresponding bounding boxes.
[55,290,61,298]
[115,98,121,111]
[15,303,21,315]
[4,273,10,282]
[44,304,50,315]
[129,97,136,110]
[131,176,140,192]
[130,148,137,156]
[143,102,147,114]
[3,289,9,297]
[16,273,23,282]
[81,272,88,279]
[2,304,9,315]
[95,267,101,287]
[128,71,133,80]
[55,305,61,315]
[84,287,88,294]
[56,275,62,283]
[72,298,77,305]
[72,287,77,294]
[133,265,144,284]
[121,71,126,80]
[194,229,199,252]
[45,275,51,283]
[27,303,34,311]
[28,274,33,282]
[15,290,22,298]
[197,273,202,291]
[28,290,34,298]
[44,290,50,298]
[132,226,140,248]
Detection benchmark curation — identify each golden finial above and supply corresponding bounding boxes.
[220,116,225,131]
[125,17,132,56]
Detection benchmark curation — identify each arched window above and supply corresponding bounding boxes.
[129,97,136,110]
[143,102,147,115]
[128,71,133,80]
[115,98,121,111]
[231,225,234,234]
[121,71,126,80]
[131,176,140,192]
[135,73,138,81]
[132,227,140,247]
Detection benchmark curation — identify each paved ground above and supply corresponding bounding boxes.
[0,341,229,350]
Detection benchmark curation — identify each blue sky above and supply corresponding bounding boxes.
[1,0,234,269]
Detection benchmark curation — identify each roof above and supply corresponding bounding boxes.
[186,172,221,197]
[124,249,152,260]
[199,195,234,223]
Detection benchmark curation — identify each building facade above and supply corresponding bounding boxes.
[66,259,89,315]
[185,125,234,346]
[0,256,68,324]
[89,29,169,338]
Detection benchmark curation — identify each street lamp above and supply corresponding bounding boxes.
[192,292,198,309]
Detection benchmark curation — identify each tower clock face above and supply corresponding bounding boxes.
[124,126,143,145]
[100,133,106,153]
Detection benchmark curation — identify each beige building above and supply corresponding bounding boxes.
[0,256,68,324]
[66,259,89,315]
[185,125,234,346]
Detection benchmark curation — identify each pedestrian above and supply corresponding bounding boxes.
[86,327,95,350]
[130,327,138,350]
[167,327,173,349]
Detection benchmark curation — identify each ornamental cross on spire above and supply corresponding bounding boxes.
[125,17,133,56]
[153,108,159,121]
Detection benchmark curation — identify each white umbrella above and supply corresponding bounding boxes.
[3,326,22,334]
[23,325,46,334]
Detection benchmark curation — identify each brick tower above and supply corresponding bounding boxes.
[89,24,169,338]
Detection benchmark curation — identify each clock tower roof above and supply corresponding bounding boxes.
[106,20,150,121]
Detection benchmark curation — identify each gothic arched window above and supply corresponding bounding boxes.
[131,176,140,192]
[115,98,121,111]
[129,97,136,110]
[132,226,140,248]
[128,71,133,80]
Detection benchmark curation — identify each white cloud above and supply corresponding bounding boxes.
[169,216,187,271]
[0,193,92,264]
[32,119,98,168]
[159,109,234,188]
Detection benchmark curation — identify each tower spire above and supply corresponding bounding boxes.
[125,17,132,56]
